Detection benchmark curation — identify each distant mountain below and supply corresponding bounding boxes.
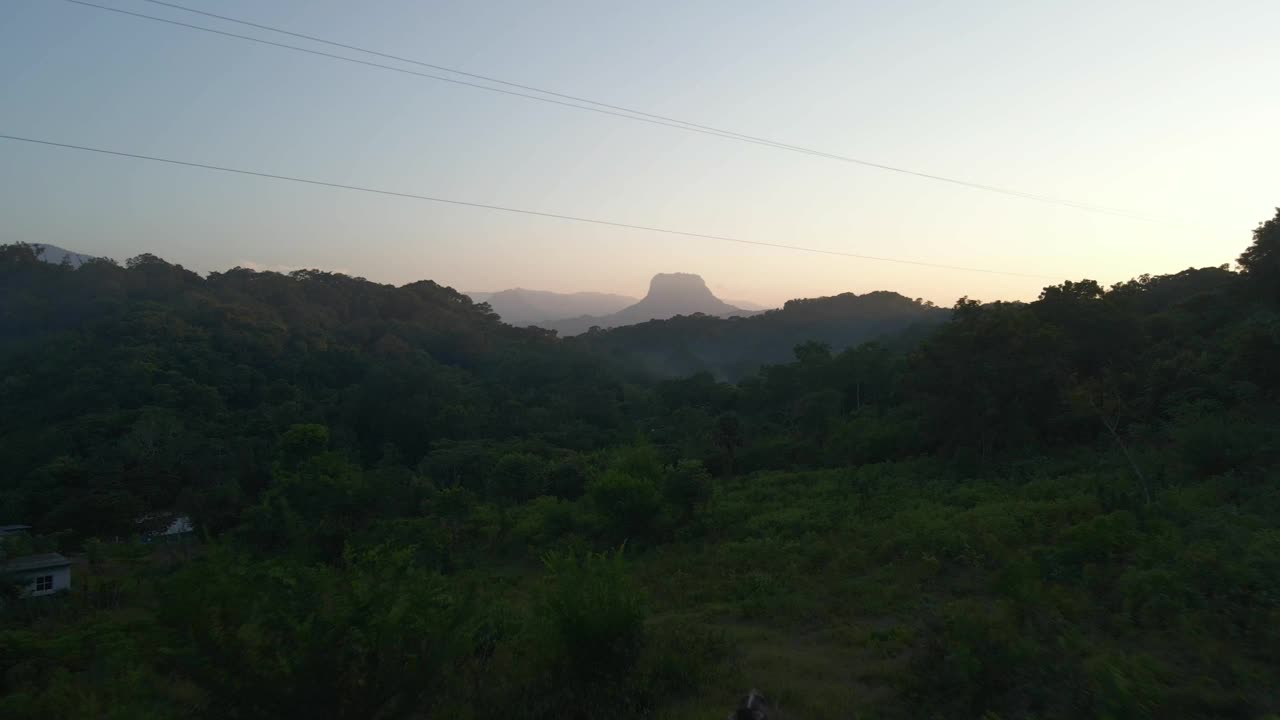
[467,288,637,326]
[31,244,95,268]
[723,298,775,312]
[569,290,949,378]
[616,273,745,321]
[542,273,753,336]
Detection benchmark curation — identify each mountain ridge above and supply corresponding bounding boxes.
[570,289,949,378]
[540,273,753,336]
[466,287,638,326]
[31,243,95,268]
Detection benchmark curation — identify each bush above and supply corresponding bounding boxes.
[1166,410,1263,479]
[904,599,1048,718]
[661,459,712,523]
[488,452,548,503]
[1118,567,1188,628]
[512,496,580,546]
[587,470,661,541]
[547,455,590,498]
[1083,651,1163,720]
[537,549,647,682]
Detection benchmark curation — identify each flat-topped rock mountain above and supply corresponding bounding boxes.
[540,273,753,336]
[610,273,746,324]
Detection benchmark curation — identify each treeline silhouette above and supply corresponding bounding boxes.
[1,208,1278,718]
[571,289,947,379]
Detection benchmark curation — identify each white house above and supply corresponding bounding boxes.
[137,514,195,544]
[3,553,72,597]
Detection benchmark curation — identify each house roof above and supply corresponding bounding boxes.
[137,514,194,536]
[160,516,194,535]
[2,553,71,572]
[0,524,32,534]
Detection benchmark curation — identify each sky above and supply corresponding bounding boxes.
[2,0,1277,307]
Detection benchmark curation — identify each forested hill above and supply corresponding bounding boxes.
[0,245,630,538]
[2,210,1280,719]
[0,247,528,353]
[540,272,752,336]
[570,289,949,378]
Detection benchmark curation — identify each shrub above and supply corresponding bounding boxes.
[587,470,661,541]
[661,459,712,523]
[512,496,579,546]
[488,452,548,503]
[525,549,649,716]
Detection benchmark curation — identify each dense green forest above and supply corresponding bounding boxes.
[570,290,948,379]
[2,209,1279,718]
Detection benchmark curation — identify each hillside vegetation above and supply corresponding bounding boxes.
[572,289,948,379]
[1,209,1279,719]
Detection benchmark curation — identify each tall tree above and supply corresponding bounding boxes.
[1238,208,1280,301]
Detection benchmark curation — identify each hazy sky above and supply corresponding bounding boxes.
[2,0,1277,306]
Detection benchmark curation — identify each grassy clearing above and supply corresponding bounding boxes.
[617,455,1280,718]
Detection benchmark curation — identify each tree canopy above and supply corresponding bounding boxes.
[3,208,1280,719]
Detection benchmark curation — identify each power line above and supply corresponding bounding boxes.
[59,4,759,148]
[64,0,1163,222]
[75,0,1155,220]
[0,133,1062,280]
[134,0,1158,221]
[138,0,722,133]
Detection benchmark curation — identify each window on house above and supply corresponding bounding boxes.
[35,575,53,592]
